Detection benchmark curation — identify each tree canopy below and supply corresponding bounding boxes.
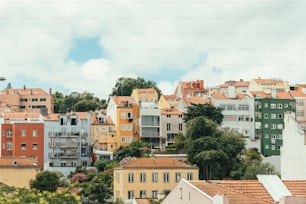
[183,103,223,124]
[30,171,60,192]
[186,116,245,180]
[110,77,162,98]
[53,91,107,113]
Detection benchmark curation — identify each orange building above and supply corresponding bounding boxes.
[107,96,140,148]
[0,86,53,114]
[1,113,44,170]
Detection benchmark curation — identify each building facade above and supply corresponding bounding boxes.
[0,87,53,114]
[43,112,91,175]
[253,92,296,156]
[113,157,198,202]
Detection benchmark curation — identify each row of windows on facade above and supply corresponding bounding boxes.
[126,189,169,199]
[223,115,253,122]
[264,144,281,150]
[5,130,38,137]
[255,123,284,130]
[49,160,88,167]
[255,102,294,109]
[125,172,193,183]
[220,104,249,111]
[19,105,46,109]
[255,113,284,120]
[20,98,47,102]
[95,126,114,133]
[5,142,38,150]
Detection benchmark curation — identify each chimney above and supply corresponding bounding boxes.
[23,85,26,90]
[49,88,52,95]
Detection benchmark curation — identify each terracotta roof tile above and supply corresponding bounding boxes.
[290,90,306,98]
[0,158,38,167]
[191,180,275,204]
[134,88,157,94]
[161,108,183,115]
[1,112,41,118]
[211,93,227,100]
[111,96,138,106]
[283,180,306,196]
[184,97,211,105]
[44,113,59,121]
[0,88,48,95]
[276,92,292,99]
[119,158,195,169]
[220,81,250,88]
[254,78,286,86]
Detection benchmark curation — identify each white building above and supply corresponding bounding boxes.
[281,112,306,180]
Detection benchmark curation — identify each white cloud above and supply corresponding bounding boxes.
[1,0,306,98]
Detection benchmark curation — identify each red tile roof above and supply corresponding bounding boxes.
[0,88,48,95]
[119,158,195,169]
[0,158,38,168]
[283,180,306,196]
[191,180,274,204]
[1,112,41,119]
[111,96,138,106]
[184,97,211,105]
[134,88,157,94]
[290,90,306,98]
[161,108,183,115]
[276,92,292,99]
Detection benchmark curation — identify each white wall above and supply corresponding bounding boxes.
[281,112,306,180]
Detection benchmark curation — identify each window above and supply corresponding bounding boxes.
[284,103,289,108]
[128,191,134,199]
[121,124,126,131]
[163,173,169,182]
[264,103,268,108]
[277,124,283,129]
[277,104,283,109]
[121,136,126,143]
[61,162,66,167]
[20,98,27,102]
[21,130,27,137]
[270,103,276,109]
[152,191,158,199]
[127,136,132,143]
[271,145,275,150]
[6,142,12,150]
[271,124,277,129]
[40,98,46,101]
[270,114,276,119]
[32,144,38,150]
[179,114,183,118]
[265,144,269,149]
[32,130,38,137]
[152,173,158,182]
[264,124,269,128]
[264,134,269,139]
[255,112,262,119]
[140,173,146,183]
[128,173,134,183]
[278,114,283,119]
[121,112,126,119]
[167,114,171,118]
[179,123,183,131]
[6,130,12,137]
[140,190,146,198]
[166,123,171,131]
[264,114,268,119]
[127,112,133,118]
[21,143,26,150]
[127,124,133,131]
[71,118,77,125]
[187,173,193,180]
[175,173,181,182]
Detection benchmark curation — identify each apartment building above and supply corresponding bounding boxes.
[113,157,198,202]
[43,112,91,175]
[210,92,257,149]
[249,78,290,93]
[289,86,306,123]
[91,110,117,152]
[160,108,185,147]
[107,96,140,148]
[131,88,161,148]
[252,91,296,156]
[216,80,250,96]
[0,87,53,114]
[0,112,44,170]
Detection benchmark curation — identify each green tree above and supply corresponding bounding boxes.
[30,171,60,192]
[186,117,245,180]
[111,77,162,98]
[114,141,150,161]
[183,103,223,124]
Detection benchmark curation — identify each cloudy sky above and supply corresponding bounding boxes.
[1,0,306,99]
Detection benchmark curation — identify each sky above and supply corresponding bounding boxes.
[1,0,306,99]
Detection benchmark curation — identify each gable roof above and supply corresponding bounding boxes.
[290,90,306,98]
[183,97,211,106]
[111,96,138,106]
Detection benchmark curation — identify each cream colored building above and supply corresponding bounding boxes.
[113,157,198,203]
[0,157,39,188]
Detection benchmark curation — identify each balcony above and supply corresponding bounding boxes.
[59,153,78,159]
[59,143,78,149]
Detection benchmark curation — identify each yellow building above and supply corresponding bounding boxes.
[113,157,199,202]
[91,110,117,152]
[107,96,140,148]
[0,157,39,188]
[131,88,158,104]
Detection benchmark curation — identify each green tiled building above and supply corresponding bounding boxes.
[254,93,295,156]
